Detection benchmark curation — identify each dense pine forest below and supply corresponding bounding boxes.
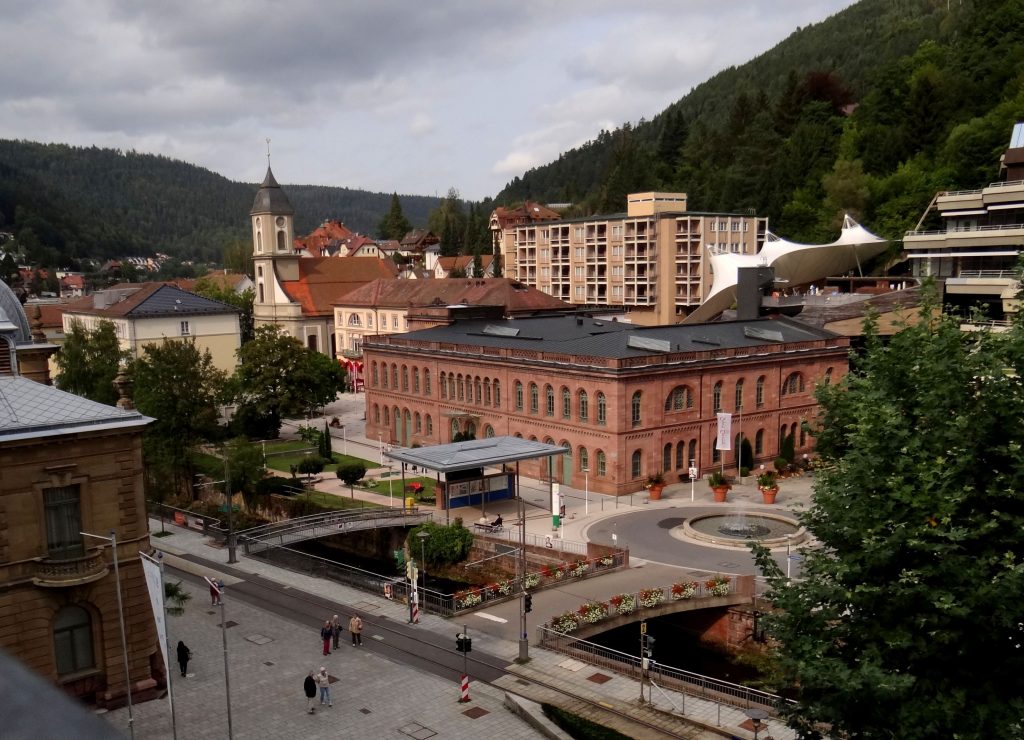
[497,0,1024,244]
[0,141,441,266]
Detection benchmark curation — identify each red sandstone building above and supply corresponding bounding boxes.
[363,314,848,495]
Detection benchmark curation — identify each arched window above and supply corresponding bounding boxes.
[734,378,744,411]
[824,367,833,385]
[402,366,409,392]
[277,230,286,251]
[676,441,685,469]
[475,377,482,404]
[631,391,642,427]
[665,385,693,412]
[514,432,523,439]
[597,392,607,425]
[597,450,607,476]
[53,605,94,676]
[799,423,806,447]
[466,421,476,438]
[631,450,642,479]
[485,424,495,438]
[391,364,398,389]
[372,362,379,386]
[413,368,420,393]
[493,380,500,407]
[688,439,697,468]
[415,412,422,433]
[451,418,460,439]
[755,429,764,455]
[440,372,447,399]
[561,387,571,419]
[712,439,720,463]
[457,374,465,401]
[530,383,539,413]
[713,381,722,413]
[424,369,431,395]
[782,372,805,395]
[426,415,433,434]
[579,447,589,471]
[545,385,555,416]
[448,374,455,399]
[484,378,491,406]
[382,365,389,388]
[756,376,765,408]
[663,443,672,472]
[383,407,390,425]
[515,381,523,410]
[373,404,380,423]
[578,390,589,421]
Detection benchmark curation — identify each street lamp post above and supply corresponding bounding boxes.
[417,530,429,615]
[205,577,234,739]
[223,452,237,564]
[744,707,769,740]
[81,530,134,740]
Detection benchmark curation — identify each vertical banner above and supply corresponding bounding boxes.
[140,552,168,671]
[552,483,561,529]
[716,412,733,451]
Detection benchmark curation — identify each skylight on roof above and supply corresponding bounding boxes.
[483,325,520,337]
[627,335,672,353]
[744,326,785,343]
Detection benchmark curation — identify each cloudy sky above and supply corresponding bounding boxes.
[1,1,853,200]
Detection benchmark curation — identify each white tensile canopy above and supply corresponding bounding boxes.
[683,215,888,324]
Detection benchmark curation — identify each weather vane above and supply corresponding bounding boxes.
[266,137,271,165]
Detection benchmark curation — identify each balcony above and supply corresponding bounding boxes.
[32,550,109,587]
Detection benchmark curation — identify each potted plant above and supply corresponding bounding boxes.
[645,472,666,500]
[707,470,730,502]
[757,471,779,504]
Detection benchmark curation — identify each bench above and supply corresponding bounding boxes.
[473,522,503,534]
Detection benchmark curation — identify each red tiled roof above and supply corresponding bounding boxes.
[60,275,85,288]
[336,277,569,314]
[294,220,355,252]
[281,257,398,317]
[490,201,561,230]
[437,254,494,272]
[172,272,249,293]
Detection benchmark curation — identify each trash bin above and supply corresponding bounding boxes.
[405,497,416,510]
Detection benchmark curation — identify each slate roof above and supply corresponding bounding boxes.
[368,314,840,360]
[280,257,399,317]
[250,166,295,216]
[0,375,151,441]
[338,278,571,313]
[64,283,239,319]
[0,278,30,342]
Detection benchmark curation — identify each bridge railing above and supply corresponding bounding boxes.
[536,626,794,714]
[238,508,430,554]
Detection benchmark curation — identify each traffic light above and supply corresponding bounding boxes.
[524,592,533,613]
[642,634,655,657]
[456,632,472,653]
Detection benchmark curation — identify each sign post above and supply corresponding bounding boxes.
[552,483,561,531]
[716,412,732,478]
[688,462,697,502]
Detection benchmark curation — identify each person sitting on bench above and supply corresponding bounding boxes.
[490,515,502,529]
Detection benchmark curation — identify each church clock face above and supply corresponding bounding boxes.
[275,216,285,227]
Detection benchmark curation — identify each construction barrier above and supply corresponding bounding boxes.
[459,674,470,703]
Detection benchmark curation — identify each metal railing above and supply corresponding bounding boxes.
[954,269,1022,279]
[905,222,1024,237]
[537,627,794,714]
[238,508,431,555]
[478,527,589,555]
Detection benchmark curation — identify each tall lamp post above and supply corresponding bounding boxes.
[417,530,429,614]
[81,530,134,740]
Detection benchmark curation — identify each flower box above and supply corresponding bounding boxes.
[704,576,731,597]
[638,587,665,608]
[671,581,698,600]
[609,593,637,615]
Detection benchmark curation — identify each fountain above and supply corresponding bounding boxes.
[676,511,806,548]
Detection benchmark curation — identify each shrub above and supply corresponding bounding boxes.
[708,470,729,488]
[780,432,795,463]
[297,456,326,477]
[774,456,789,473]
[256,475,301,496]
[335,462,367,497]
[409,521,473,567]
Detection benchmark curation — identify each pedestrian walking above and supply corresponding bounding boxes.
[331,614,342,650]
[316,666,332,707]
[209,580,220,605]
[320,620,333,655]
[303,671,318,714]
[349,614,363,647]
[176,640,191,678]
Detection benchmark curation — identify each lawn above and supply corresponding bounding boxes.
[291,489,384,511]
[262,440,376,474]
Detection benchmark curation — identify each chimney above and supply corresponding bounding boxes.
[736,265,776,320]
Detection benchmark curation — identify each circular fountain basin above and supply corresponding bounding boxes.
[681,512,806,548]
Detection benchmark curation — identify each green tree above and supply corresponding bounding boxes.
[223,436,267,504]
[133,338,227,500]
[753,292,1024,738]
[232,326,345,438]
[336,462,367,498]
[378,193,412,240]
[54,319,127,405]
[408,521,473,567]
[164,581,192,617]
[222,238,251,275]
[428,188,466,257]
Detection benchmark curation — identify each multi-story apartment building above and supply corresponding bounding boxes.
[362,313,846,495]
[493,192,768,324]
[903,122,1024,318]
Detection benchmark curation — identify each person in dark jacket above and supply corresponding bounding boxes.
[176,641,191,678]
[320,620,333,656]
[304,671,318,713]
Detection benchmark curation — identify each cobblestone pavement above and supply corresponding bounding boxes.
[101,579,543,740]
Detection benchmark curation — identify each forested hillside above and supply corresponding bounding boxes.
[0,140,441,266]
[497,0,1024,244]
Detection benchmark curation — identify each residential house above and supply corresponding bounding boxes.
[434,254,495,279]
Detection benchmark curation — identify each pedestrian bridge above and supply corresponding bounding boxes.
[239,508,431,556]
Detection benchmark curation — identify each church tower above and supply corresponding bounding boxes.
[251,166,299,315]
